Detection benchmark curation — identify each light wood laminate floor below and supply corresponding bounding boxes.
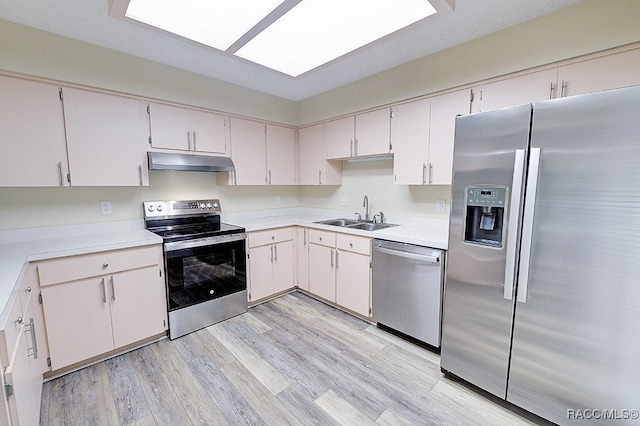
[39,292,544,425]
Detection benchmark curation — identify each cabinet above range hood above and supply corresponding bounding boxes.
[147,152,235,172]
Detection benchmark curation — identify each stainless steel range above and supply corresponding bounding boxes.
[144,199,247,339]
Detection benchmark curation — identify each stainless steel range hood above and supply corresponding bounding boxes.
[148,152,235,172]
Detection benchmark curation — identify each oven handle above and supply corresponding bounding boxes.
[164,233,247,252]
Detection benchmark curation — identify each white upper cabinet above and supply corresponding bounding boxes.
[470,68,558,113]
[325,108,391,160]
[325,116,354,159]
[228,117,267,185]
[392,89,470,185]
[62,87,149,186]
[391,98,431,185]
[355,108,391,157]
[148,102,228,154]
[0,76,68,187]
[298,124,342,185]
[266,124,295,185]
[557,48,640,97]
[428,89,472,185]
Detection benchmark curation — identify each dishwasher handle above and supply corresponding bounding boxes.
[373,246,441,264]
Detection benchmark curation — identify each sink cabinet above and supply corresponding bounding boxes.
[37,245,167,371]
[307,229,372,317]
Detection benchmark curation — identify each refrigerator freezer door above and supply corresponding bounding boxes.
[508,86,640,424]
[441,104,532,399]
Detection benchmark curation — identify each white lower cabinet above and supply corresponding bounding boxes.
[247,228,295,303]
[37,245,167,371]
[307,229,372,317]
[0,264,49,426]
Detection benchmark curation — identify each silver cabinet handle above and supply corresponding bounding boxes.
[354,138,358,156]
[350,139,354,157]
[139,164,143,186]
[274,245,278,261]
[110,276,115,302]
[330,250,335,268]
[422,163,427,185]
[268,170,272,185]
[58,161,64,187]
[26,318,38,359]
[560,80,567,97]
[101,278,107,304]
[103,262,109,268]
[304,229,308,246]
[270,245,274,262]
[15,316,23,325]
[428,163,433,184]
[187,131,192,150]
[318,170,322,185]
[335,251,339,269]
[504,149,526,300]
[549,82,555,99]
[517,147,541,303]
[193,131,197,151]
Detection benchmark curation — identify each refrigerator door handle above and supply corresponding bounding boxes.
[517,147,541,303]
[504,149,526,300]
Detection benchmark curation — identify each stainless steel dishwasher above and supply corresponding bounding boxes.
[371,239,444,348]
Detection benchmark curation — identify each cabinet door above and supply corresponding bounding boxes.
[391,99,430,185]
[428,89,471,185]
[190,109,228,154]
[298,124,324,185]
[248,245,274,302]
[266,124,295,185]
[230,117,267,185]
[557,48,640,97]
[109,266,167,348]
[273,240,295,294]
[336,250,371,317]
[0,76,68,187]
[63,87,148,186]
[308,244,336,302]
[471,68,558,113]
[148,102,191,150]
[355,108,391,157]
[325,116,354,159]
[41,277,114,370]
[297,228,310,291]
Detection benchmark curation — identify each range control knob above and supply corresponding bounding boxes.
[157,205,164,212]
[213,202,219,209]
[147,205,155,212]
[200,202,206,209]
[206,202,212,209]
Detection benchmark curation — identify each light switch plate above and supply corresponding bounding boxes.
[100,201,112,215]
[340,196,349,206]
[436,200,446,214]
[275,195,281,204]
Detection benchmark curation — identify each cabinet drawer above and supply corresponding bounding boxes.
[308,229,336,248]
[248,227,294,248]
[337,234,371,255]
[37,245,161,287]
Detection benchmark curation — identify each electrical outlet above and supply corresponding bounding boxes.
[100,201,112,215]
[436,200,446,214]
[340,196,349,206]
[275,195,281,205]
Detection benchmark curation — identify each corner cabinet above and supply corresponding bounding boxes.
[0,76,68,187]
[298,124,342,186]
[37,245,167,372]
[247,228,295,303]
[61,87,149,186]
[147,102,228,155]
[0,264,50,426]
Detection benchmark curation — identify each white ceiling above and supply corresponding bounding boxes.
[0,0,583,101]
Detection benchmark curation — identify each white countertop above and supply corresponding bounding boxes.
[224,207,449,249]
[0,221,162,321]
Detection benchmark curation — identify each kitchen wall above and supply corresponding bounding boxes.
[2,0,640,232]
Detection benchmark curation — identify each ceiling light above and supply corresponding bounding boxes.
[125,0,283,51]
[235,0,437,77]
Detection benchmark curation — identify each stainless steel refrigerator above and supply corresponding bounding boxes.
[441,85,640,425]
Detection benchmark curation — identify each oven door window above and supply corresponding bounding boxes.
[165,240,246,311]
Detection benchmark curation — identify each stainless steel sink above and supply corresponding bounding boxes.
[315,218,397,231]
[315,218,360,227]
[346,222,396,231]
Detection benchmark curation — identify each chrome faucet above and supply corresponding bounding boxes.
[363,195,370,222]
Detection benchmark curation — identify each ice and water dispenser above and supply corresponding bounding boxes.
[464,187,506,248]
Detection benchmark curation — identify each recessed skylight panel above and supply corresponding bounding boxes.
[235,0,437,76]
[125,0,283,51]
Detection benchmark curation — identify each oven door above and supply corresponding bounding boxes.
[164,234,246,311]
